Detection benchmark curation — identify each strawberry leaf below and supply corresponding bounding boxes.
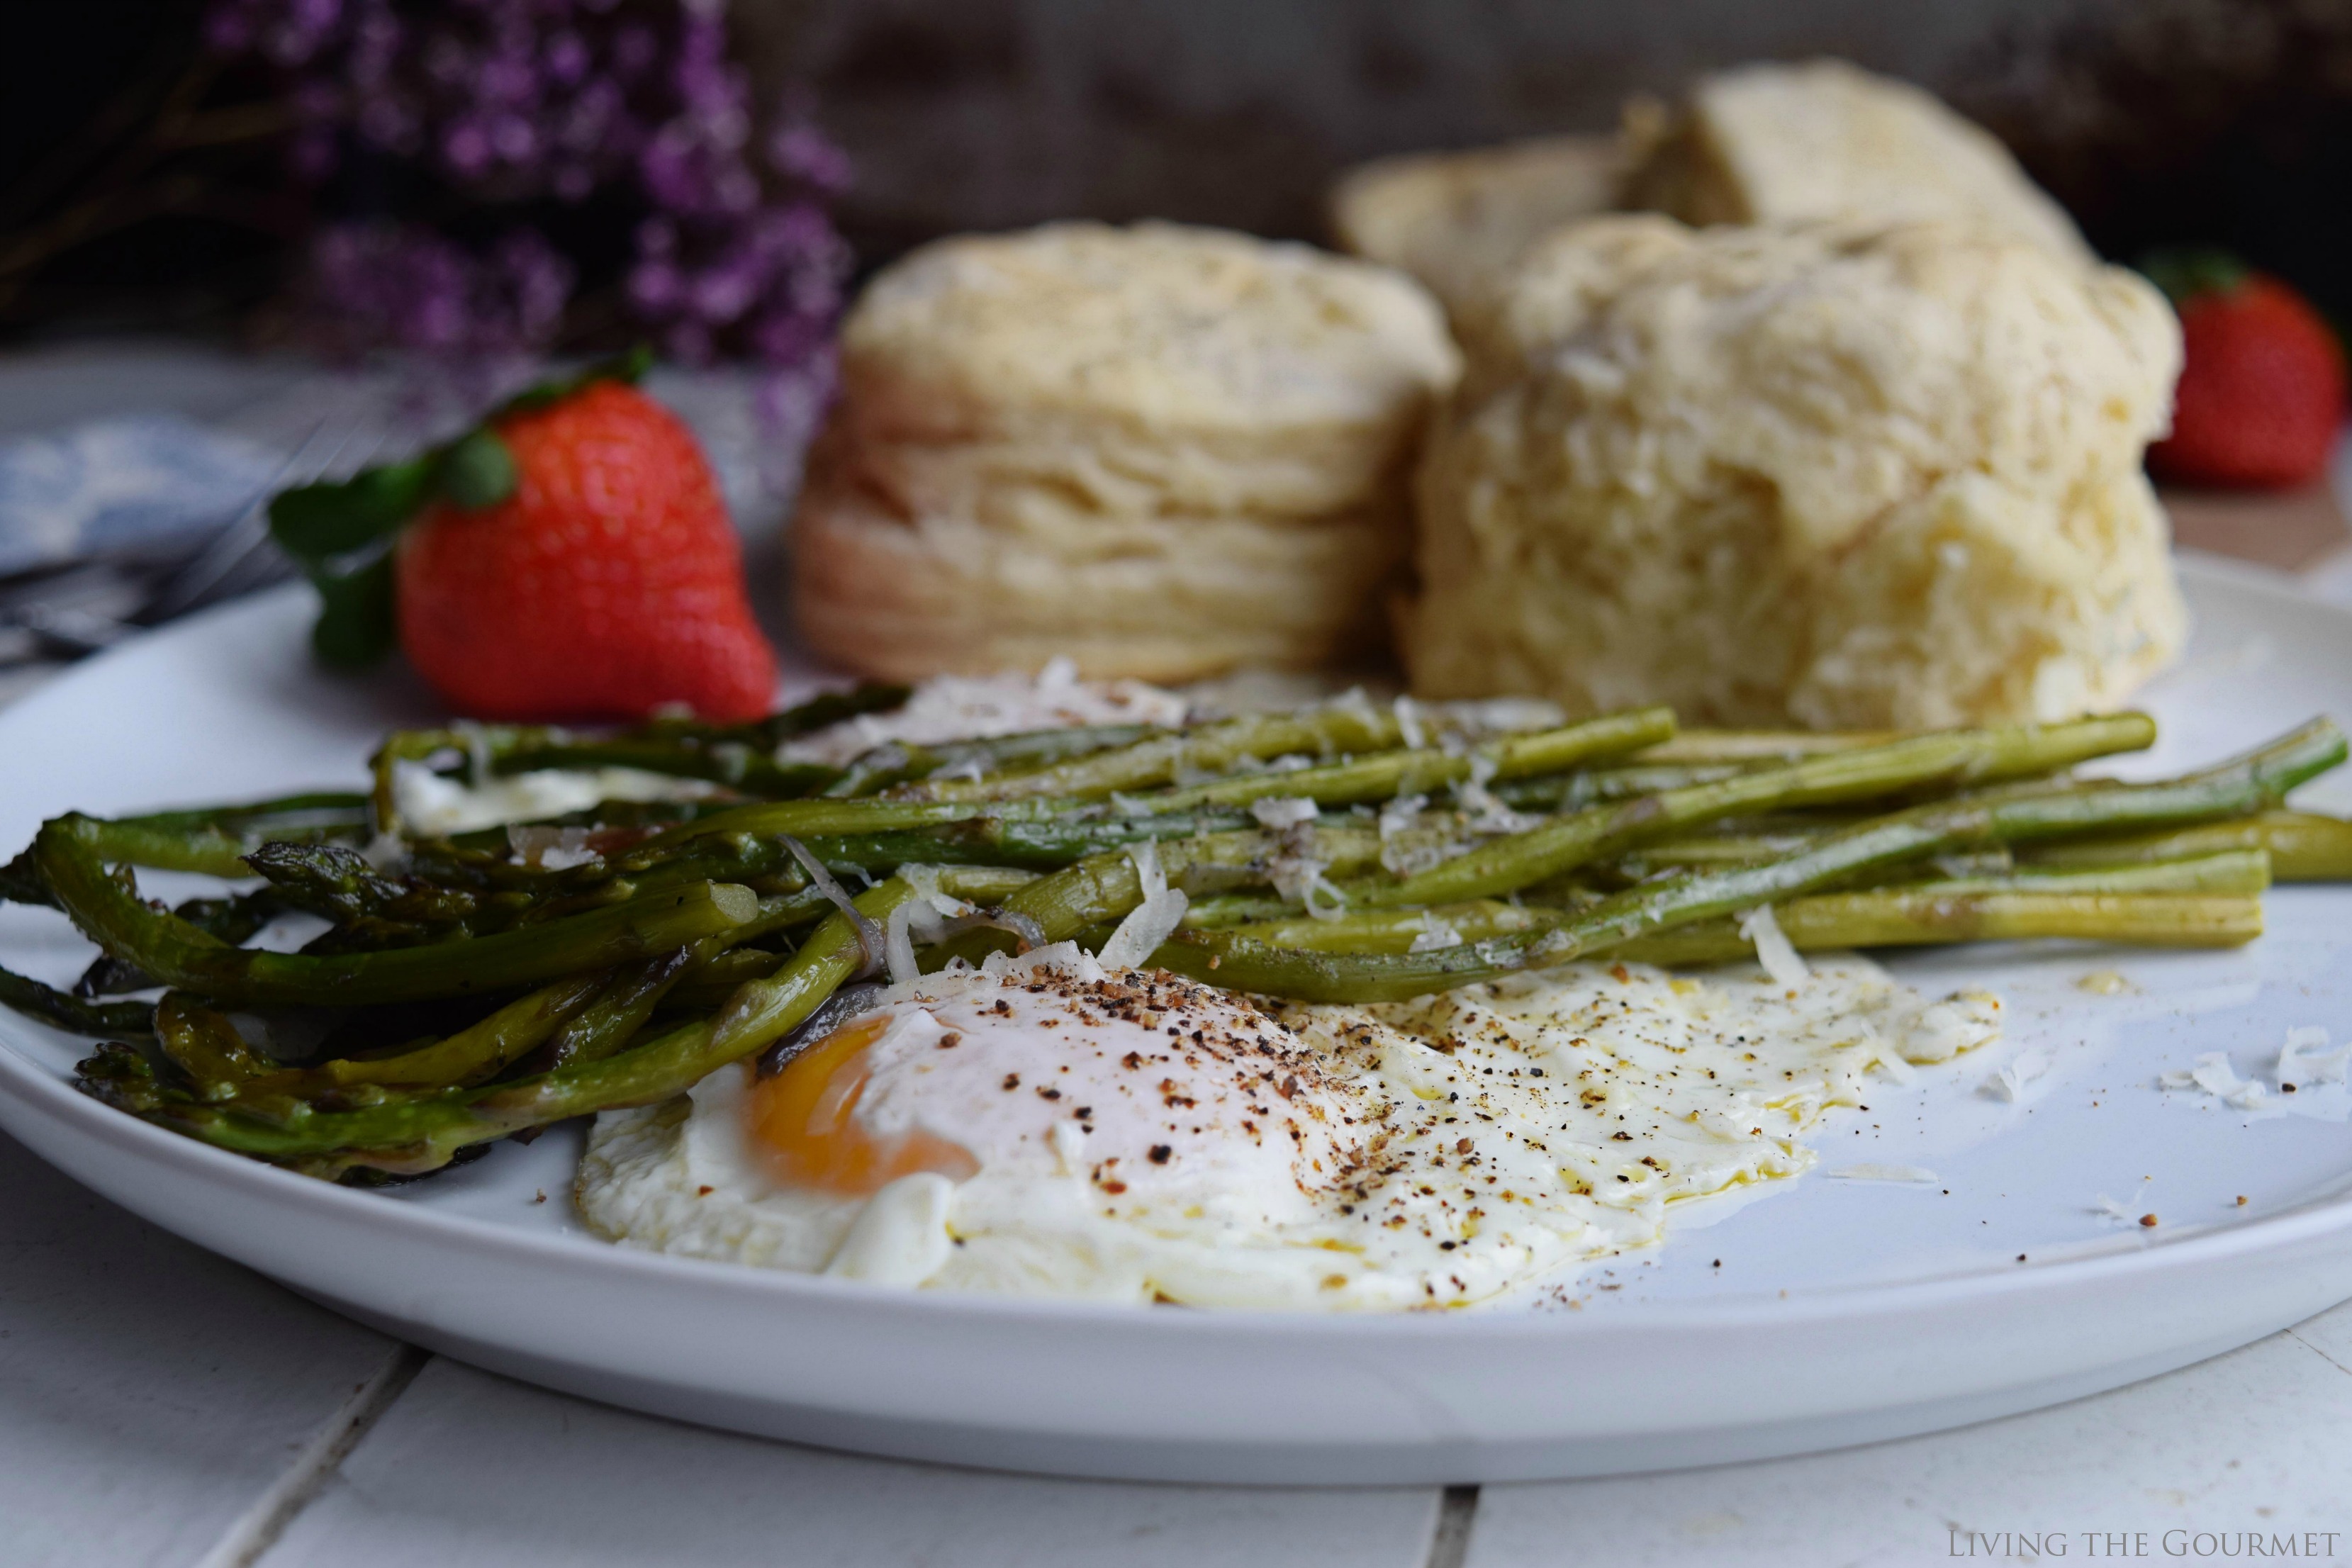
[2139,248,2250,306]
[309,552,398,669]
[491,345,652,420]
[439,429,517,510]
[269,457,435,568]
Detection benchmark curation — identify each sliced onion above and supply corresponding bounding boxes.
[781,835,885,980]
[756,982,885,1079]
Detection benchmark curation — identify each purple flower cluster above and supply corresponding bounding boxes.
[206,0,851,397]
[301,223,573,360]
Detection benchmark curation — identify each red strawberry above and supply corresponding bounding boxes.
[2146,254,2346,488]
[394,379,776,722]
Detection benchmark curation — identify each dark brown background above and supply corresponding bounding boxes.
[732,0,2352,316]
[6,0,2351,331]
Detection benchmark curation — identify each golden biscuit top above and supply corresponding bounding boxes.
[1627,60,2090,262]
[841,221,1457,437]
[1461,217,2180,559]
[1327,135,1623,318]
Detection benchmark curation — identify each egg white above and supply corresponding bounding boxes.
[577,941,2000,1311]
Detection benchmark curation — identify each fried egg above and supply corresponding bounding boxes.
[577,945,2000,1310]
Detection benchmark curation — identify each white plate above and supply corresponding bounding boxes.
[4,556,2351,1486]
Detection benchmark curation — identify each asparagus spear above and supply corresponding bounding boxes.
[366,683,912,830]
[2020,810,2352,881]
[895,705,1415,803]
[260,973,612,1092]
[152,992,272,1102]
[1633,729,1905,763]
[1893,849,2272,897]
[117,875,933,1172]
[0,963,156,1036]
[919,825,1404,970]
[59,793,373,878]
[35,812,761,1007]
[1125,709,1675,814]
[1132,719,2342,1002]
[1362,715,2159,908]
[1209,851,2270,956]
[1602,892,2265,963]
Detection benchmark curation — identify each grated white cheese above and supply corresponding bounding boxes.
[1408,913,1465,953]
[507,824,601,871]
[1249,796,1321,831]
[1267,849,1349,921]
[2278,1026,2351,1092]
[1737,905,1810,989]
[1392,696,1428,751]
[1822,1163,1939,1184]
[2158,1051,2268,1110]
[393,761,719,836]
[778,661,1189,768]
[1898,992,2004,1063]
[1098,841,1190,969]
[1450,752,1534,834]
[1988,1048,2053,1103]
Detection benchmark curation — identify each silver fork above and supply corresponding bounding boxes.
[136,401,396,625]
[0,401,404,668]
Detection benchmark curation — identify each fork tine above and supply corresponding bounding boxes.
[139,391,394,622]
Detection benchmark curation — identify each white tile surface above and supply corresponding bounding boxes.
[0,1131,402,1568]
[1465,1301,2352,1568]
[256,1357,1444,1568]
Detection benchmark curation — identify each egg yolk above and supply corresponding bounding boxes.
[745,1014,980,1195]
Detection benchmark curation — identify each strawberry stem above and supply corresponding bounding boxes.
[439,428,517,510]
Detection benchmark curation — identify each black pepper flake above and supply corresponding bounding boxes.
[1148,1144,1173,1164]
[1002,1073,1020,1090]
[936,1031,962,1050]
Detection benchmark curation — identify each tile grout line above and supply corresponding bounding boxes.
[191,1343,432,1568]
[2285,1325,2352,1379]
[1425,1484,1482,1568]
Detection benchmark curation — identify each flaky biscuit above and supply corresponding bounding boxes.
[793,454,1406,682]
[793,222,1455,681]
[833,222,1455,518]
[1404,218,2186,729]
[1624,60,2090,260]
[1327,135,1625,320]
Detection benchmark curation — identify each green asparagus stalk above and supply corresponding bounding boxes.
[1133,719,2342,1002]
[0,963,156,1036]
[1126,709,1676,814]
[122,875,933,1172]
[366,683,913,831]
[2020,810,2352,881]
[35,813,761,1007]
[895,705,1415,804]
[921,826,1406,969]
[287,973,611,1090]
[1603,892,2266,964]
[1897,849,2272,897]
[1362,714,2159,908]
[152,992,272,1102]
[1496,762,1753,812]
[1213,900,1552,955]
[1633,729,1904,763]
[63,793,373,878]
